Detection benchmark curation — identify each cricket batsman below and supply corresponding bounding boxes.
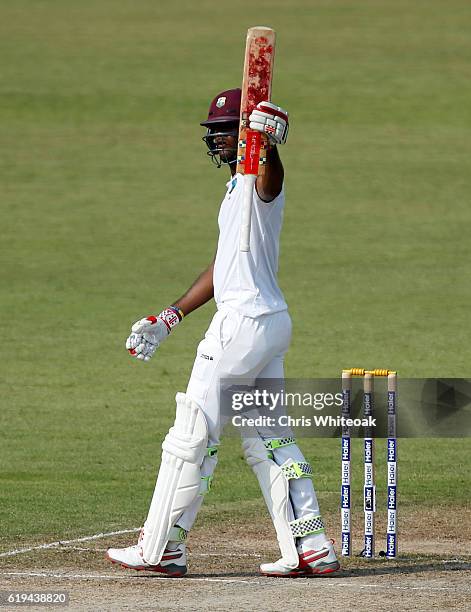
[106,88,340,577]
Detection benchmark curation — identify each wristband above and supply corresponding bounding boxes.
[157,307,183,334]
[169,305,184,321]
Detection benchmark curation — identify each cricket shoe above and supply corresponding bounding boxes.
[260,540,340,577]
[106,542,187,577]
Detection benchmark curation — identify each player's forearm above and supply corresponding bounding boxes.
[172,261,215,316]
[256,145,284,202]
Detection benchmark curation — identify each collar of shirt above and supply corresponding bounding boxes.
[226,175,239,194]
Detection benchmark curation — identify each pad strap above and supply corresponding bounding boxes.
[264,437,296,450]
[168,526,188,542]
[198,446,218,494]
[199,475,213,495]
[264,437,297,460]
[290,513,325,538]
[281,460,313,480]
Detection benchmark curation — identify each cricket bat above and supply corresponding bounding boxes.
[237,26,276,252]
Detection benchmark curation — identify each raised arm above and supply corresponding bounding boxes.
[250,101,289,203]
[256,144,284,202]
[126,256,215,362]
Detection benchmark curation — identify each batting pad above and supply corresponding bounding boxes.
[142,393,208,564]
[243,433,299,568]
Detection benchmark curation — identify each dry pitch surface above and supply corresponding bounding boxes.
[1,509,470,612]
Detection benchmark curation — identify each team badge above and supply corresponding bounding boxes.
[216,96,226,108]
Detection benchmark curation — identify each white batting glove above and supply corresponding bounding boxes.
[249,101,289,145]
[126,307,184,362]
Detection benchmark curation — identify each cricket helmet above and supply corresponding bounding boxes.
[201,88,241,167]
[200,88,241,126]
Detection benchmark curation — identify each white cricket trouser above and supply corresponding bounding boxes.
[177,307,321,532]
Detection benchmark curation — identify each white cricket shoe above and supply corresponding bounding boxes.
[106,542,187,577]
[260,540,340,577]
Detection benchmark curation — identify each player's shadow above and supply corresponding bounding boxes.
[334,559,470,578]
[176,559,470,580]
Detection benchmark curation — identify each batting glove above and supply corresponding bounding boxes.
[249,101,289,145]
[126,306,184,362]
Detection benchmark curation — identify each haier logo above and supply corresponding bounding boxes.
[388,511,397,531]
[388,391,396,415]
[364,486,374,511]
[388,462,396,485]
[341,485,350,509]
[365,513,373,533]
[388,486,396,510]
[341,533,350,555]
[341,510,350,531]
[387,534,396,557]
[341,390,350,416]
[364,535,373,556]
[388,438,396,461]
[364,439,373,462]
[342,437,350,461]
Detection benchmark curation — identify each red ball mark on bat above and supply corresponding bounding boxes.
[245,43,274,115]
[146,316,158,324]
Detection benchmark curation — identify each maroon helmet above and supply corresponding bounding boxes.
[200,88,241,126]
[201,88,241,167]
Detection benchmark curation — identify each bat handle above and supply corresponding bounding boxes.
[239,174,257,252]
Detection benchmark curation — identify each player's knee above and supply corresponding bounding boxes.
[162,392,209,464]
[244,435,313,481]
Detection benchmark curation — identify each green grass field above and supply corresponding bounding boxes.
[1,0,470,549]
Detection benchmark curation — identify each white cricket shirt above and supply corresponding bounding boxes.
[213,173,288,317]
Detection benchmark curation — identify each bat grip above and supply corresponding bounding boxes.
[239,174,257,252]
